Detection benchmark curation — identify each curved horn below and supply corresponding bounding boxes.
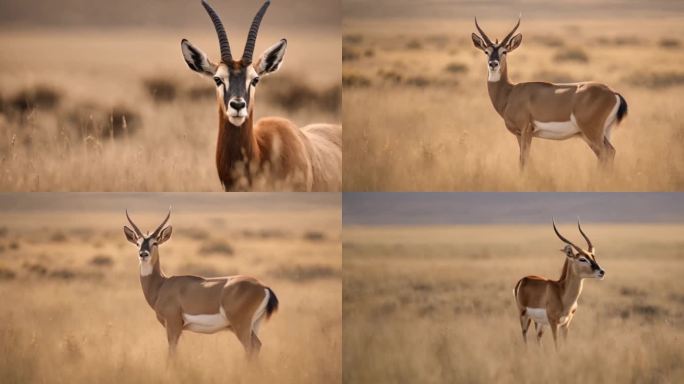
[577,218,594,253]
[474,17,493,46]
[501,16,521,46]
[201,0,233,62]
[125,210,144,238]
[151,208,171,238]
[553,219,583,254]
[242,0,271,64]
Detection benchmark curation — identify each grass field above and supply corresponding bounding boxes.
[0,25,340,191]
[343,224,684,383]
[343,2,684,191]
[0,194,341,383]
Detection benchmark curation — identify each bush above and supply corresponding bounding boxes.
[143,77,178,103]
[199,241,234,256]
[9,86,61,113]
[554,48,589,63]
[444,62,468,74]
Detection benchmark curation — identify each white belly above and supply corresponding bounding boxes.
[182,308,230,334]
[526,307,549,325]
[533,115,580,140]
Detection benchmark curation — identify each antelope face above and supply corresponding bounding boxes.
[564,246,605,280]
[180,0,287,127]
[123,210,173,276]
[471,17,523,82]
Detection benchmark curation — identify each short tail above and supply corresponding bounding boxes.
[616,93,628,124]
[265,287,279,319]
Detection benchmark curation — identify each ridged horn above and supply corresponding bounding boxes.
[474,17,493,46]
[125,210,144,238]
[201,0,233,62]
[501,16,521,46]
[242,0,271,64]
[577,218,594,253]
[151,208,171,238]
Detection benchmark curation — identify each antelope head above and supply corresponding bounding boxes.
[471,17,523,82]
[123,209,173,276]
[181,0,287,127]
[553,219,605,280]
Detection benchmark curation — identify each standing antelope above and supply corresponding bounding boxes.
[471,18,628,169]
[181,0,342,191]
[514,220,605,349]
[123,209,278,358]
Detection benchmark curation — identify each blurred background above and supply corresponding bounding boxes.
[343,192,684,383]
[0,192,341,383]
[342,0,684,191]
[0,0,341,191]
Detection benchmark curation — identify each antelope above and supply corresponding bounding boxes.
[471,18,628,169]
[514,219,605,349]
[123,209,278,358]
[181,0,342,191]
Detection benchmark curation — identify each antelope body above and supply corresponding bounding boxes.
[471,18,628,168]
[181,0,341,191]
[123,210,278,358]
[514,220,604,349]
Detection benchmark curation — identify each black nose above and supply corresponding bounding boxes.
[598,270,605,277]
[488,61,499,68]
[229,100,246,110]
[139,251,149,258]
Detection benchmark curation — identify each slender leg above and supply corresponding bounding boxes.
[235,323,256,359]
[165,317,183,361]
[520,315,531,344]
[550,324,559,351]
[535,323,544,345]
[560,324,569,341]
[602,137,616,167]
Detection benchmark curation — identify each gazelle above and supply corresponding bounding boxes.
[123,209,278,358]
[471,18,628,168]
[181,0,342,191]
[514,219,605,349]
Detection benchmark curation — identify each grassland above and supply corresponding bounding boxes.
[0,26,340,191]
[0,199,341,383]
[343,14,684,191]
[343,224,684,383]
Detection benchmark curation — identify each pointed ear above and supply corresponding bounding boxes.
[123,226,138,245]
[157,226,172,245]
[562,245,575,258]
[181,39,218,77]
[471,33,488,51]
[506,33,522,52]
[255,39,287,76]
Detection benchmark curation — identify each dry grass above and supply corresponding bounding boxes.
[0,28,340,191]
[343,17,684,191]
[0,205,341,383]
[343,224,684,383]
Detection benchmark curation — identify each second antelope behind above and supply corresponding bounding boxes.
[181,0,342,191]
[123,209,278,359]
[514,220,605,349]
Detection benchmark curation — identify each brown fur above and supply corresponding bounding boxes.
[124,219,277,358]
[474,23,626,168]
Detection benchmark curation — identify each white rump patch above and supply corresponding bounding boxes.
[603,95,621,141]
[526,307,549,325]
[533,114,580,140]
[182,307,230,334]
[251,289,270,336]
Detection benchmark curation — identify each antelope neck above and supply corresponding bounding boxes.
[216,108,261,189]
[486,64,514,118]
[558,259,584,308]
[140,253,166,309]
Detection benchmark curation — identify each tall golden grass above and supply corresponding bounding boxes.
[0,200,341,383]
[343,224,684,383]
[343,17,684,191]
[0,28,340,191]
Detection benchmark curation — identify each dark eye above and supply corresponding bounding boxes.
[251,77,260,86]
[579,258,589,263]
[213,77,223,86]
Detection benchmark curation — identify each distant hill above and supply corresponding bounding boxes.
[0,0,339,29]
[343,193,684,225]
[343,0,684,20]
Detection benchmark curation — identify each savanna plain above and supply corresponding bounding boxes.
[0,0,340,191]
[343,0,684,191]
[344,224,684,383]
[0,200,341,383]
